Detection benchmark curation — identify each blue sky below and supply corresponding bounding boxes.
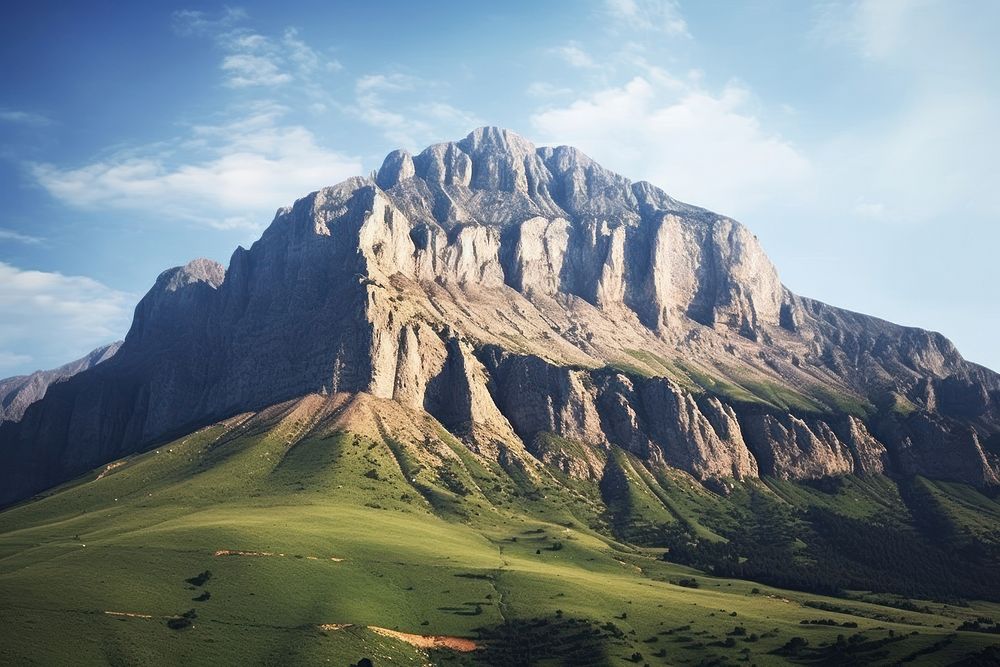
[1,0,998,375]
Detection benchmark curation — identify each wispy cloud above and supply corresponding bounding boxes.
[531,69,810,218]
[348,73,481,149]
[171,7,247,36]
[550,42,599,69]
[0,108,52,127]
[0,262,133,374]
[603,0,690,37]
[31,104,361,231]
[221,53,293,88]
[173,8,341,91]
[0,228,43,244]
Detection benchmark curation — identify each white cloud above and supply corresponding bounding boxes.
[31,105,362,231]
[0,263,133,375]
[221,53,293,88]
[0,109,52,127]
[173,9,341,91]
[0,228,43,244]
[551,42,598,69]
[356,73,419,94]
[348,74,482,150]
[604,0,689,37]
[531,74,811,218]
[171,7,247,36]
[283,27,341,73]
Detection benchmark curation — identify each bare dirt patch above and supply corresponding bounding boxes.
[319,623,352,631]
[317,623,477,652]
[95,461,126,481]
[213,549,344,560]
[214,549,278,557]
[104,610,153,619]
[369,625,477,652]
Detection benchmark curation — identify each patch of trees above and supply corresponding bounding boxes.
[472,617,614,666]
[957,617,1000,634]
[659,487,1000,603]
[799,618,857,628]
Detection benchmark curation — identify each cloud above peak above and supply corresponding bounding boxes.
[31,106,361,232]
[531,73,810,219]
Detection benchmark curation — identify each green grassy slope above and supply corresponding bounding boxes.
[1,393,999,666]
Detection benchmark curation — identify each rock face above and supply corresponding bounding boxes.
[1,127,998,505]
[0,342,121,423]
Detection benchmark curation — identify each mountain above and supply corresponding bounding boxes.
[3,127,1000,665]
[0,341,120,423]
[1,127,998,507]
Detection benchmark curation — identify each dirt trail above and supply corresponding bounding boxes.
[213,549,343,561]
[214,549,280,557]
[104,610,153,619]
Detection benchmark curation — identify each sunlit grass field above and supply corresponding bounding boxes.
[2,395,998,665]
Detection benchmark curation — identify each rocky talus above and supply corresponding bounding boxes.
[1,127,997,505]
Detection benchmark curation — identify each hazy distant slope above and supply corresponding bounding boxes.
[0,341,120,423]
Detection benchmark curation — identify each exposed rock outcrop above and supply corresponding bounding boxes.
[737,411,855,480]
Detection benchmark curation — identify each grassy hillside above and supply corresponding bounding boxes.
[1,393,999,665]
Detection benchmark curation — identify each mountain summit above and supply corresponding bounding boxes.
[2,127,998,505]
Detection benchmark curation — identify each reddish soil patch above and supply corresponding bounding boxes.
[369,625,477,652]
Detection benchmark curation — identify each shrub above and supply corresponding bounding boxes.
[167,610,197,630]
[185,570,212,587]
[167,617,192,630]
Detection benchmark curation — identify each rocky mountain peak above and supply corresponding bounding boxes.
[157,258,226,293]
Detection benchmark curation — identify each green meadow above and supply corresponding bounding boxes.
[1,397,999,665]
